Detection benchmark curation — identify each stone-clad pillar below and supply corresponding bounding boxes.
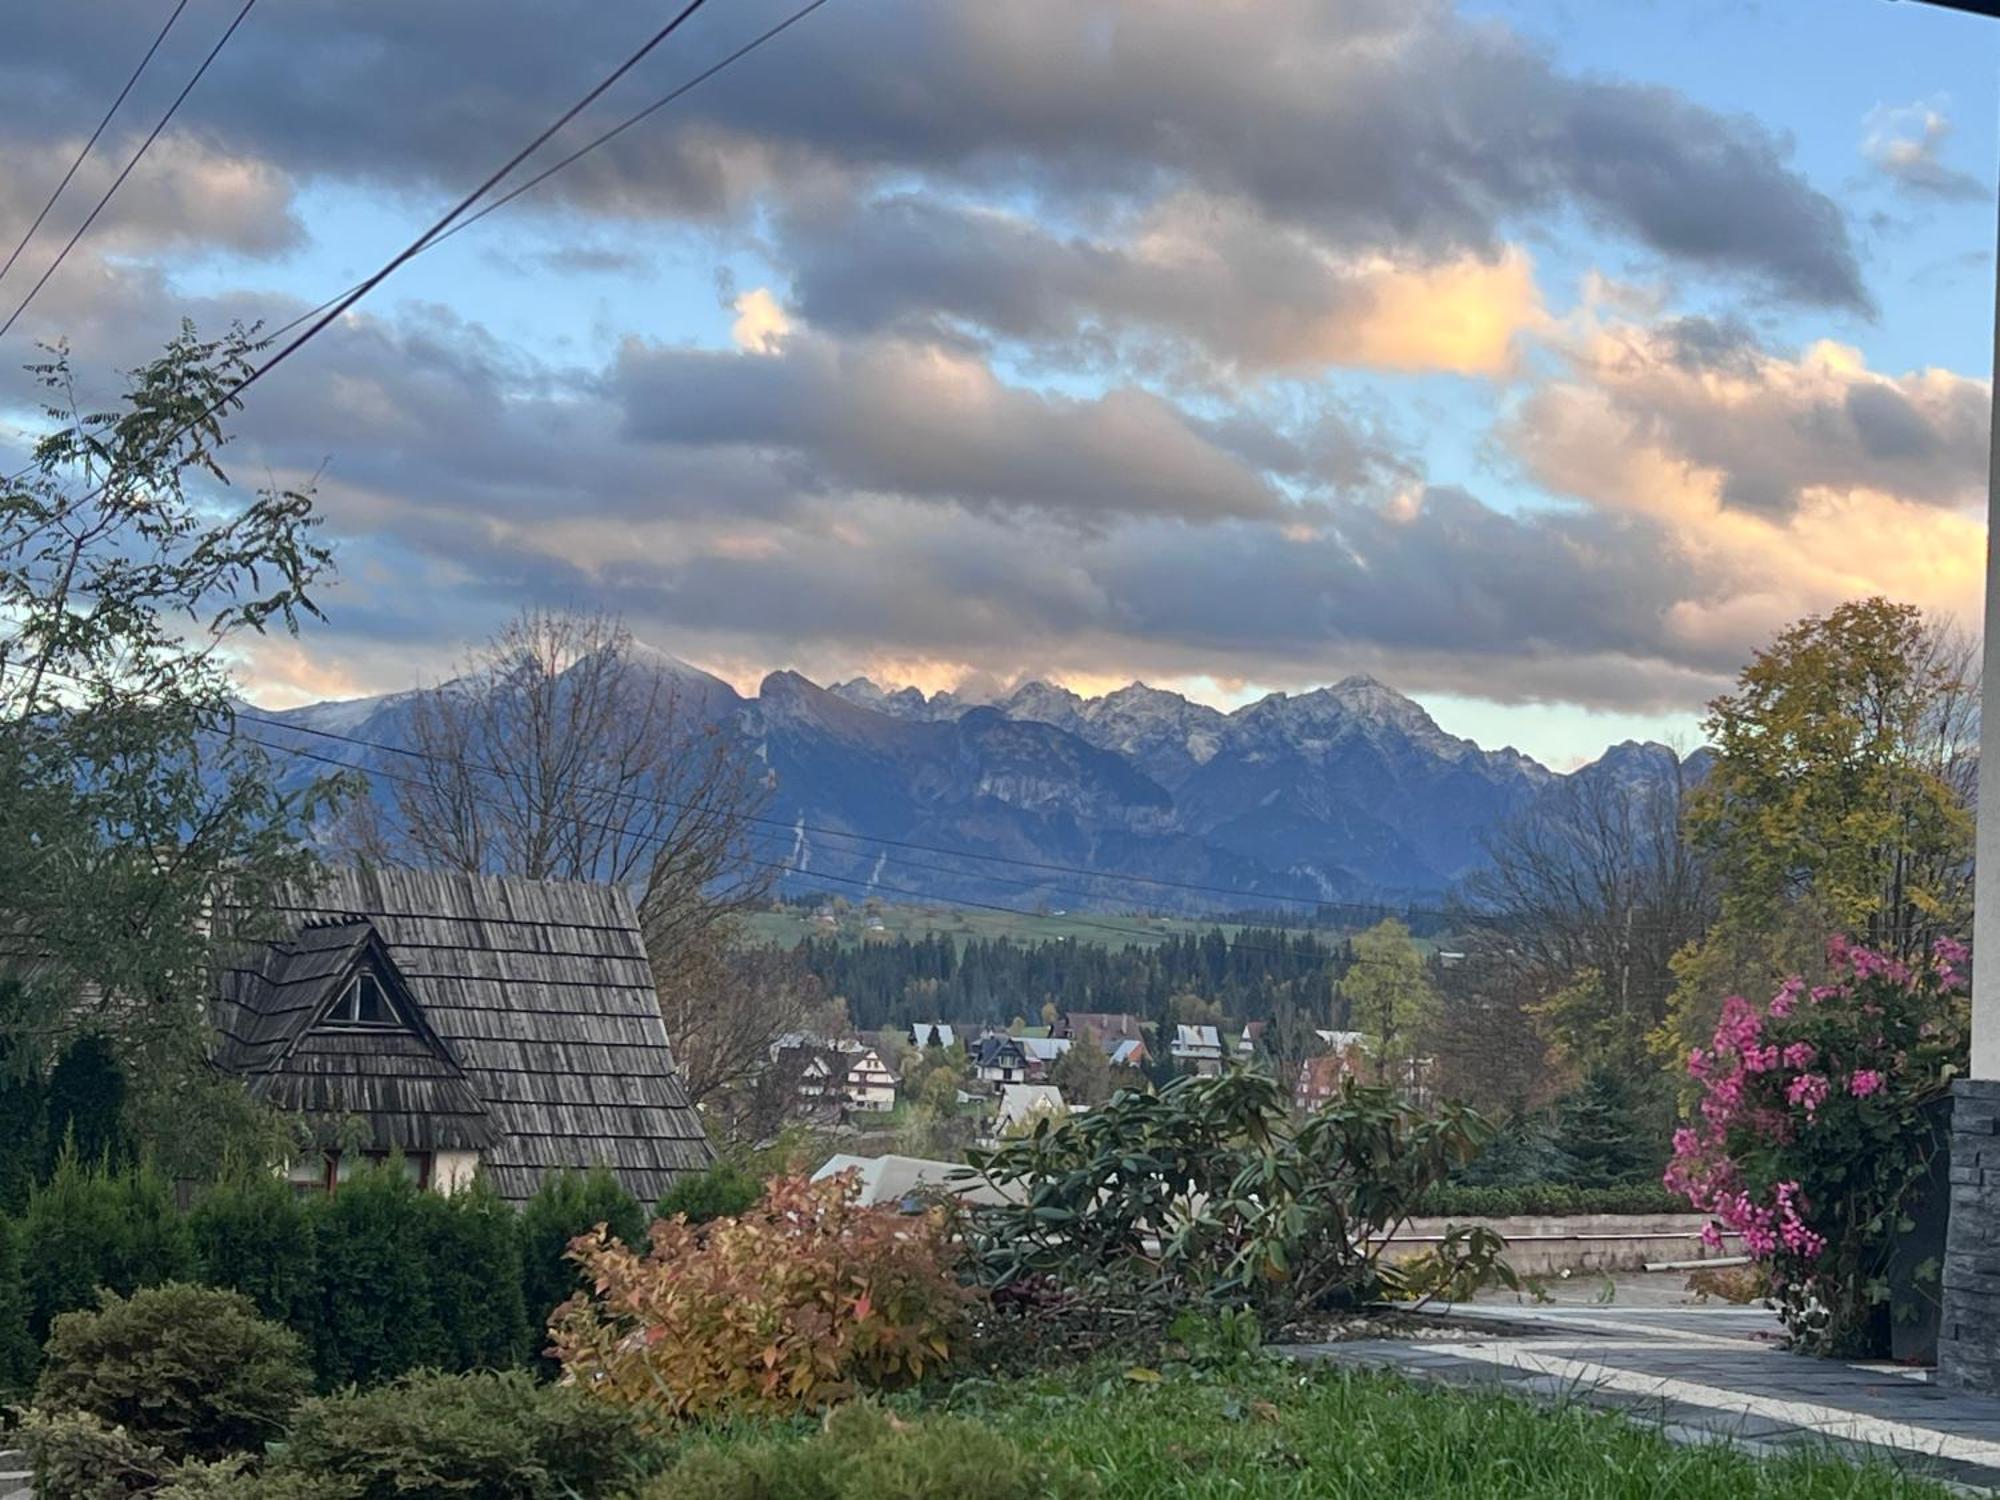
[1941,1083,2000,1387]
[1937,172,2000,1393]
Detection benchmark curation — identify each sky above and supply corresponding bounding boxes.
[0,0,1995,769]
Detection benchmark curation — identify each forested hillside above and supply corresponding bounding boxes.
[787,927,1355,1031]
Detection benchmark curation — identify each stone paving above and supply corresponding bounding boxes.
[1283,1285,2000,1492]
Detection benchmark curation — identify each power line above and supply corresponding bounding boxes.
[1,656,1698,939]
[259,0,837,347]
[230,704,1430,920]
[0,0,258,343]
[0,0,193,292]
[214,0,717,417]
[233,727,1372,963]
[27,0,721,512]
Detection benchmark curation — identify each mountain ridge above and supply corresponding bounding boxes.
[249,658,1700,914]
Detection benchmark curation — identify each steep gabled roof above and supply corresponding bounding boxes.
[217,867,713,1203]
[213,918,496,1154]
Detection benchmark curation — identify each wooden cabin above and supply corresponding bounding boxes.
[210,867,713,1204]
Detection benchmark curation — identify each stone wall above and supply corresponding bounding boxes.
[1940,1078,2000,1391]
[1380,1213,1744,1278]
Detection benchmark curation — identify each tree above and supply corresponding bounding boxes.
[1669,598,1974,1058]
[656,930,818,1115]
[43,1034,127,1175]
[1340,919,1438,1084]
[1462,749,1712,1081]
[351,607,796,1113]
[1047,1029,1116,1106]
[0,326,340,1159]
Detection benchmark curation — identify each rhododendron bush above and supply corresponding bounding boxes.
[1667,937,1968,1356]
[550,1174,968,1420]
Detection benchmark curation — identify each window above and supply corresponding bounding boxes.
[328,971,396,1026]
[286,1149,433,1195]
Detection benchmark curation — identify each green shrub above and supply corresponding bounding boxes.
[34,1283,311,1463]
[15,1406,169,1499]
[23,1153,195,1343]
[658,1402,1093,1500]
[657,1159,763,1225]
[271,1369,656,1500]
[967,1070,1490,1324]
[1413,1183,1686,1219]
[308,1161,446,1387]
[189,1168,321,1339]
[157,1457,354,1499]
[0,1027,47,1214]
[518,1165,646,1353]
[428,1176,529,1371]
[0,1213,36,1395]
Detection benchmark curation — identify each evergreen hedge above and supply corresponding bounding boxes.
[1413,1183,1687,1219]
[0,1156,645,1393]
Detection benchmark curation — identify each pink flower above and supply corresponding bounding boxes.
[1849,1069,1885,1099]
[1935,936,1970,966]
[1742,1044,1781,1074]
[1786,1073,1831,1116]
[1780,1042,1816,1071]
[1769,976,1807,1019]
[1700,1222,1724,1249]
[1687,1048,1711,1080]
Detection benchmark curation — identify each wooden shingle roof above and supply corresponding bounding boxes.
[216,867,713,1204]
[213,918,497,1154]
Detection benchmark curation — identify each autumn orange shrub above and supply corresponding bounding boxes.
[550,1173,969,1420]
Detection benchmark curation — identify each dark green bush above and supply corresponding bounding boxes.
[190,1168,321,1338]
[308,1162,446,1387]
[657,1402,1093,1500]
[657,1159,763,1225]
[272,1369,657,1499]
[0,1213,35,1395]
[23,1153,195,1342]
[15,1406,169,1499]
[158,1457,354,1499]
[519,1165,646,1351]
[428,1175,529,1371]
[43,1033,130,1177]
[34,1283,311,1462]
[1413,1183,1685,1219]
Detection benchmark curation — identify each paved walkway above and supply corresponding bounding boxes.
[1283,1283,2000,1492]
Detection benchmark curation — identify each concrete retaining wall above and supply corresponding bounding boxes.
[1377,1213,1742,1277]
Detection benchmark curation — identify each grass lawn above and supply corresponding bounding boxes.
[740,904,1293,951]
[659,1359,1954,1499]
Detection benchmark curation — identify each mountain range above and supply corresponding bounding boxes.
[251,652,1701,916]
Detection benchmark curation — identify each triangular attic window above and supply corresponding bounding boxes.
[326,970,399,1028]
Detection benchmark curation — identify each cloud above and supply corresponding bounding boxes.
[782,193,1546,377]
[1514,319,1989,518]
[729,287,791,353]
[0,0,1865,310]
[0,132,302,263]
[1862,101,1985,202]
[609,330,1308,523]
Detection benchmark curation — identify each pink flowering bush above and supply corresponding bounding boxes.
[1667,935,1968,1356]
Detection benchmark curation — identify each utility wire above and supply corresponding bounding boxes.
[1,0,835,495]
[231,704,1443,921]
[235,727,1380,963]
[0,0,257,342]
[259,0,837,347]
[26,0,721,510]
[0,0,192,292]
[213,0,716,417]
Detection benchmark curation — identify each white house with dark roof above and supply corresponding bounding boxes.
[211,866,713,1204]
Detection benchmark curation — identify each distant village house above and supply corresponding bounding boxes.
[211,867,712,1203]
